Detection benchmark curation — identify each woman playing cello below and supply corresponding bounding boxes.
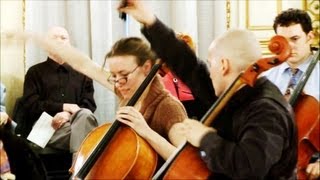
[103,37,187,161]
[3,31,188,178]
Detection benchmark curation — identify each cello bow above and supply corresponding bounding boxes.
[153,35,291,179]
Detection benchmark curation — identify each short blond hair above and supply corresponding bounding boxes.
[211,29,262,72]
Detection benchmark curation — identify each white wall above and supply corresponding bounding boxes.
[1,0,25,115]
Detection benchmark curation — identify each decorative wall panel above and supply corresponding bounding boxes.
[228,0,319,54]
[304,0,319,48]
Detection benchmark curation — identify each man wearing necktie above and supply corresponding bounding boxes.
[284,67,303,99]
[262,8,319,179]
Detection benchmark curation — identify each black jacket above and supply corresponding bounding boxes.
[200,77,297,179]
[142,20,217,120]
[15,58,96,137]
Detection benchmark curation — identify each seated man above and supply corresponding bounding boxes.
[262,8,319,179]
[15,26,97,154]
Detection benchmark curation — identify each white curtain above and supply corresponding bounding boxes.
[24,0,227,124]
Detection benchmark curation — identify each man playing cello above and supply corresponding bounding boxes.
[263,8,319,179]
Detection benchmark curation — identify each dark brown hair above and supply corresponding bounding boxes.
[273,8,313,34]
[103,37,157,68]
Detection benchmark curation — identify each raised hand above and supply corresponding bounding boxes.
[118,0,156,26]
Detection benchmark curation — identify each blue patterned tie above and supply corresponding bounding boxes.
[284,68,302,98]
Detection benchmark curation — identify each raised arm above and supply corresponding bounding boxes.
[2,31,114,92]
[119,0,205,85]
[119,0,217,115]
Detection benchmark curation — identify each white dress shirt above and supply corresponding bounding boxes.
[262,53,319,101]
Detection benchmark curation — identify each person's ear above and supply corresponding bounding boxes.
[220,58,230,76]
[306,31,315,44]
[142,59,153,75]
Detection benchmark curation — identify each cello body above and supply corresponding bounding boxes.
[70,123,158,179]
[294,94,320,179]
[163,145,210,179]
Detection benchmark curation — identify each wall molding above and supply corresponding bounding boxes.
[228,0,319,54]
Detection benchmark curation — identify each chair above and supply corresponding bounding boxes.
[29,143,72,180]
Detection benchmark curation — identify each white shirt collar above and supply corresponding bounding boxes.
[279,54,314,74]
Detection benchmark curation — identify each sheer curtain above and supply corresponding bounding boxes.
[24,0,226,124]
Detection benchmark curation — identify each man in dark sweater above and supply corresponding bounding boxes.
[15,26,97,153]
[120,1,297,179]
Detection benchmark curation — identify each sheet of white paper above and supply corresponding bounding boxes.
[27,112,55,148]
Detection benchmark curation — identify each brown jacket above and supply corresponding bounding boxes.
[118,75,187,140]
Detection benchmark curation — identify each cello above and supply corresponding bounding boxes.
[288,50,319,179]
[69,60,164,179]
[153,35,291,179]
[69,2,163,178]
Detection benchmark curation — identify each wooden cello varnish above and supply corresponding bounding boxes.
[295,95,319,179]
[71,124,157,179]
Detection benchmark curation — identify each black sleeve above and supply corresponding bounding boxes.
[22,68,63,120]
[78,76,96,113]
[141,18,217,114]
[199,99,292,178]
